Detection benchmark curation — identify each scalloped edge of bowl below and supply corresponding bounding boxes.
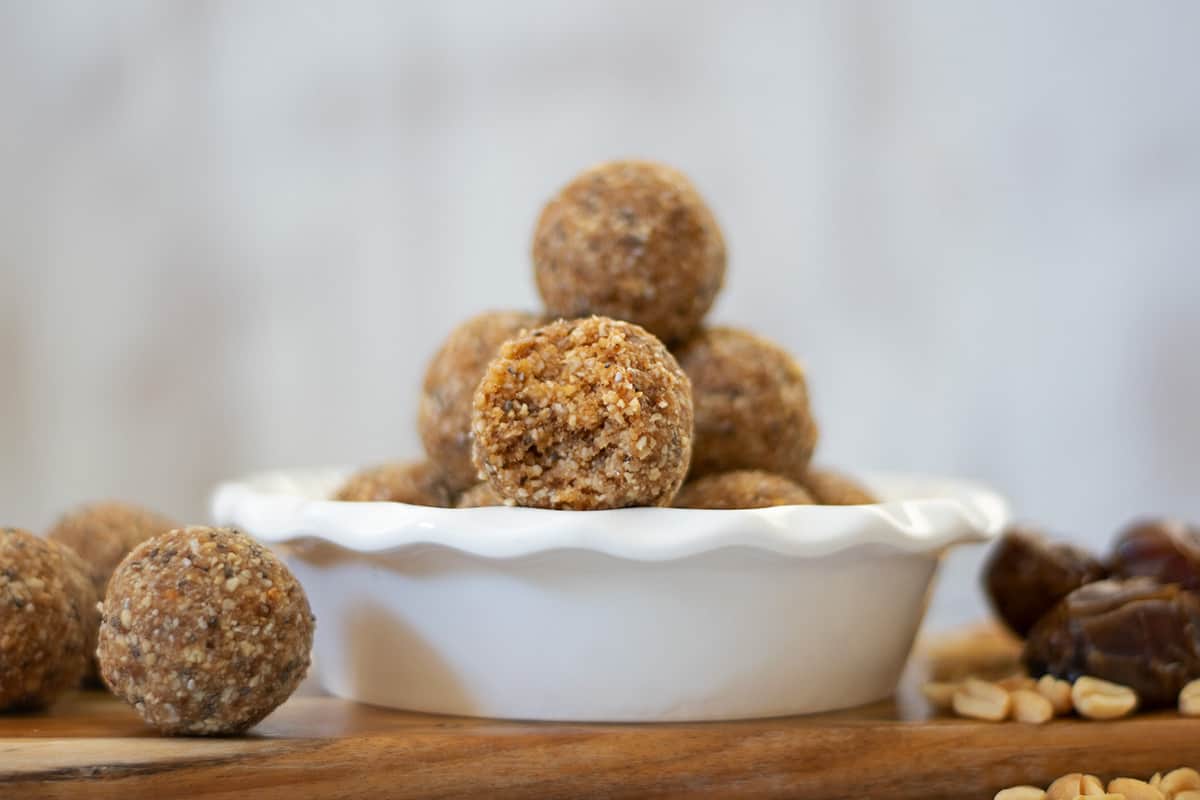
[210,467,1010,561]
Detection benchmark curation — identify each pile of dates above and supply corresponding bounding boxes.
[984,519,1200,708]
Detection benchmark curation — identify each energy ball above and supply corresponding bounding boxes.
[455,483,507,508]
[533,161,726,344]
[47,501,179,602]
[419,311,543,492]
[0,528,95,710]
[471,316,693,509]
[334,461,453,507]
[803,468,878,505]
[97,526,314,735]
[673,470,814,509]
[675,326,818,481]
[57,544,102,686]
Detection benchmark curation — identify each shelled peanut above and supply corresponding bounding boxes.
[923,672,1153,723]
[995,767,1200,800]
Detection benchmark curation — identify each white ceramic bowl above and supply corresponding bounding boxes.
[210,468,1009,722]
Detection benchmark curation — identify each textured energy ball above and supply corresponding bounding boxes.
[0,528,95,710]
[47,501,176,684]
[803,468,878,505]
[334,461,453,507]
[533,161,726,344]
[471,316,693,509]
[455,483,507,508]
[57,544,102,686]
[97,526,314,735]
[47,502,179,601]
[673,470,814,509]
[675,326,818,480]
[419,311,543,492]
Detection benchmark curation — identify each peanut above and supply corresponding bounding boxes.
[1108,777,1165,800]
[921,681,959,712]
[1037,674,1075,716]
[1161,768,1200,797]
[1179,680,1200,717]
[1047,773,1105,800]
[994,787,1046,800]
[953,678,1011,721]
[1072,676,1138,720]
[1010,688,1054,724]
[999,672,1037,691]
[1174,791,1200,800]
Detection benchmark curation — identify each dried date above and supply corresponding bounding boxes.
[1110,518,1200,589]
[983,526,1107,637]
[1022,578,1200,708]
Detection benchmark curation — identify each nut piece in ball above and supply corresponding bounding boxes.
[334,461,453,507]
[675,326,818,480]
[97,526,315,735]
[0,528,96,710]
[673,470,814,509]
[455,483,508,508]
[803,468,878,505]
[471,316,693,509]
[533,161,726,344]
[419,311,543,492]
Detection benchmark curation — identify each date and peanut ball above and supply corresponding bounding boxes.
[471,316,693,509]
[419,311,543,492]
[533,161,726,344]
[455,483,507,509]
[97,526,314,735]
[334,461,453,507]
[47,501,177,683]
[0,528,96,710]
[803,468,878,506]
[673,470,814,510]
[58,544,102,686]
[675,326,818,481]
[47,502,179,602]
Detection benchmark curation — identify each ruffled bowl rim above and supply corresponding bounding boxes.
[210,467,1010,561]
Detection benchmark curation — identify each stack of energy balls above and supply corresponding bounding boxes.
[338,160,876,510]
[1,502,315,737]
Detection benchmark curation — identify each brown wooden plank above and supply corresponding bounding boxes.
[1,630,1198,799]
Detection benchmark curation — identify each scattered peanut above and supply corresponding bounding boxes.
[1072,676,1138,720]
[999,672,1037,691]
[998,769,1200,800]
[994,787,1046,800]
[921,681,959,712]
[1046,773,1105,800]
[1011,688,1054,724]
[1037,674,1075,716]
[953,677,1012,721]
[1108,777,1165,800]
[1179,680,1200,717]
[1161,768,1200,797]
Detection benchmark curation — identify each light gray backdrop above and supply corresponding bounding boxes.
[2,0,1198,630]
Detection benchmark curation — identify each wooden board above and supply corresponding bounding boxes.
[2,627,1198,800]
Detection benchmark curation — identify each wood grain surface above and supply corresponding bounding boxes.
[2,629,1198,799]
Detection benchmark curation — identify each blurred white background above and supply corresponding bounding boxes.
[2,0,1198,630]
